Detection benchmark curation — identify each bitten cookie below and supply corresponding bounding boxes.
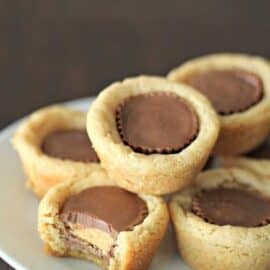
[168,53,270,155]
[87,76,219,195]
[170,168,270,270]
[12,106,102,197]
[38,170,169,270]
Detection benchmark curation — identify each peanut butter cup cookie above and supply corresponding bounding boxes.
[87,76,219,195]
[38,170,169,270]
[12,106,102,197]
[170,168,270,270]
[168,53,270,155]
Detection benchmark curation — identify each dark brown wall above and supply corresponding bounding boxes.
[1,0,270,128]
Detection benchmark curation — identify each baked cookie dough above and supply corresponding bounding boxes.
[12,106,102,197]
[220,135,270,178]
[87,76,220,195]
[170,168,270,270]
[168,53,270,155]
[38,170,169,270]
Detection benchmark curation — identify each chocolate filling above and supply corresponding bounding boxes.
[60,186,148,260]
[184,69,263,115]
[42,130,99,163]
[116,93,198,154]
[246,137,270,159]
[192,188,270,227]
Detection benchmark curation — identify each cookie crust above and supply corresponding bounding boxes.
[168,53,270,155]
[170,168,270,270]
[38,170,169,270]
[12,106,103,197]
[87,76,220,195]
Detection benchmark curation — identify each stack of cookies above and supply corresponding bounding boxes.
[12,53,270,270]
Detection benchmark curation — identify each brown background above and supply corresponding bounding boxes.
[1,0,270,269]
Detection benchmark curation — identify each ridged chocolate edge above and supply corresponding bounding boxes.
[115,92,199,155]
[191,191,270,227]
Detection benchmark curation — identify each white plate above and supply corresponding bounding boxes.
[0,97,190,270]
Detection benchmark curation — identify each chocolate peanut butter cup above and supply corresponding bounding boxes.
[88,76,219,195]
[12,106,103,197]
[38,172,169,270]
[116,92,198,154]
[60,186,148,262]
[170,168,270,270]
[168,53,270,155]
[60,186,148,240]
[184,69,263,115]
[192,188,270,227]
[42,130,99,163]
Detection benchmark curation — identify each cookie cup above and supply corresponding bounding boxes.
[168,53,270,155]
[170,168,270,270]
[12,106,102,197]
[38,170,169,270]
[87,76,220,195]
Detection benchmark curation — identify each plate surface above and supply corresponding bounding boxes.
[0,97,190,270]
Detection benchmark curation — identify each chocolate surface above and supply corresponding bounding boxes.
[192,188,270,227]
[116,93,198,154]
[60,186,148,239]
[246,137,270,159]
[185,69,263,115]
[42,130,99,163]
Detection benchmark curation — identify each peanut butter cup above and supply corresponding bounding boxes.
[38,172,169,270]
[192,188,270,227]
[185,70,263,115]
[116,93,198,154]
[168,53,270,155]
[60,186,148,262]
[60,186,148,240]
[170,168,270,270]
[42,130,99,163]
[88,76,219,195]
[12,106,103,197]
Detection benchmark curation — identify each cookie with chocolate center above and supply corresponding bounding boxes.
[12,106,102,197]
[38,171,169,270]
[87,76,219,195]
[170,168,270,270]
[168,53,270,155]
[59,186,148,262]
